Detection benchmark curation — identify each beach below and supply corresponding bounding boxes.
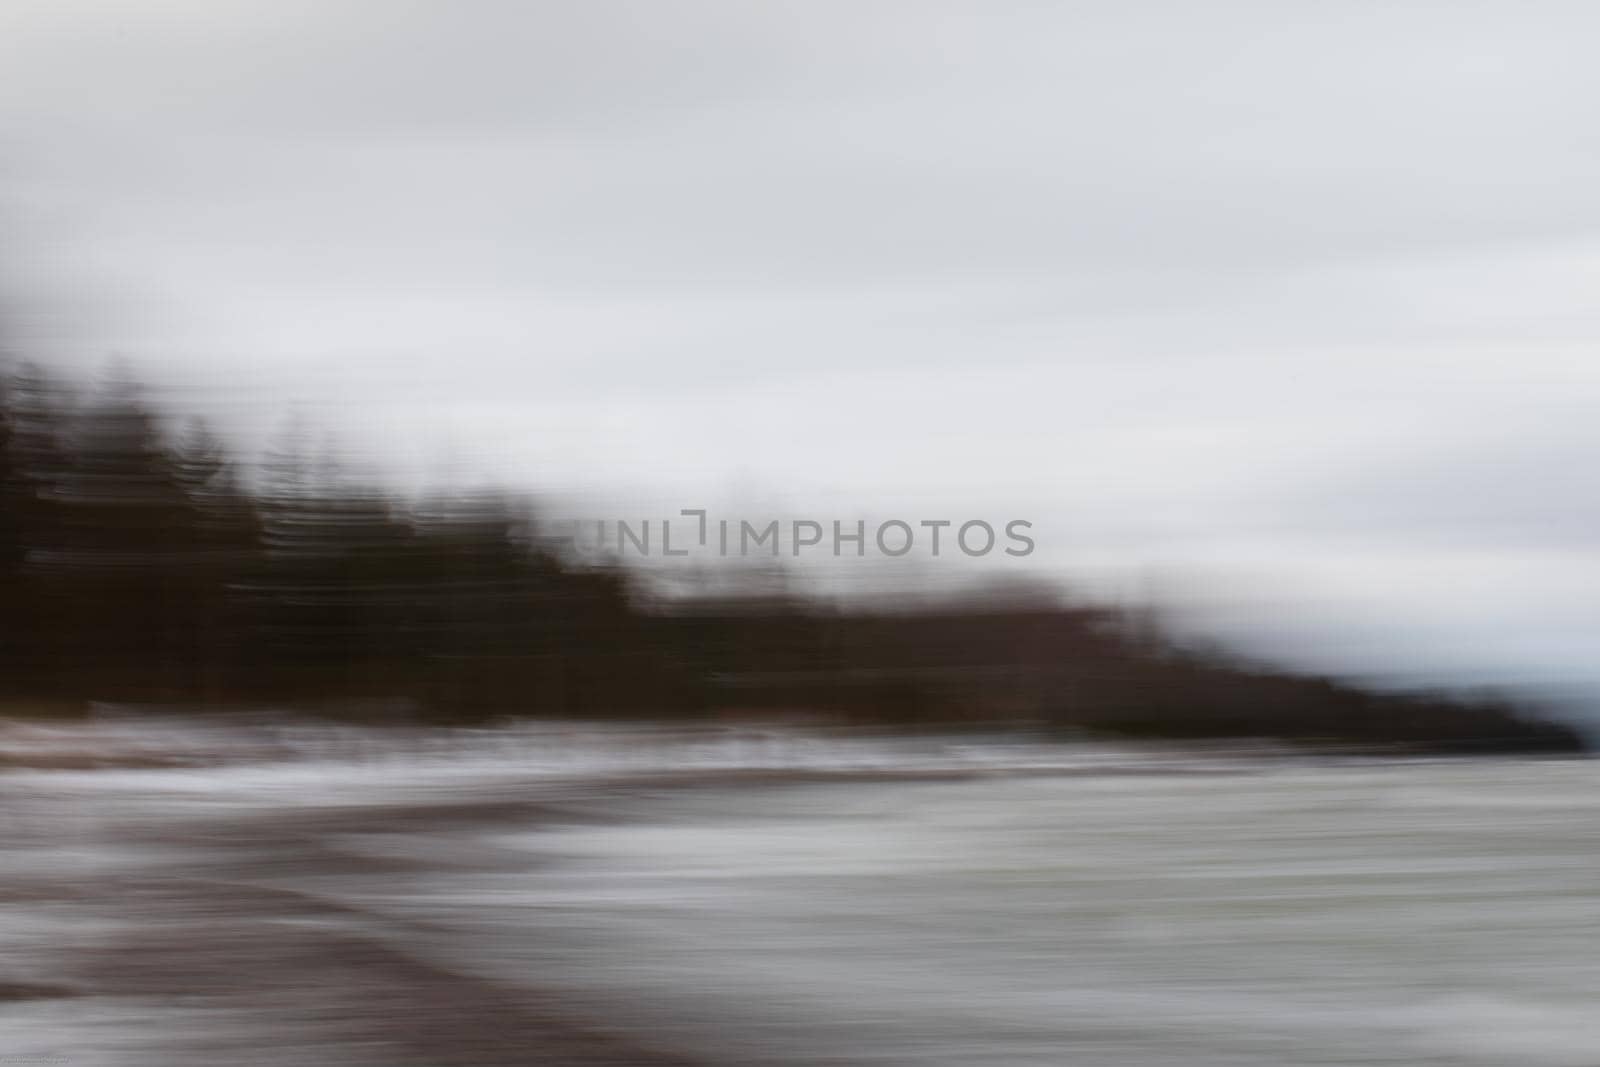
[2,721,1597,1066]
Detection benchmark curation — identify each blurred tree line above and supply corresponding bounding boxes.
[0,363,648,717]
[0,362,1582,752]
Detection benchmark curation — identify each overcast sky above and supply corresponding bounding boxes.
[4,1,1600,703]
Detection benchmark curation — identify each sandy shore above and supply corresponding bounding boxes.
[0,771,706,1067]
[15,720,1576,1066]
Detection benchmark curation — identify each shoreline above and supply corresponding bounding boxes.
[3,725,1597,1065]
[0,770,709,1067]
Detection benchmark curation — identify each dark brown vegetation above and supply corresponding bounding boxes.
[0,362,1583,754]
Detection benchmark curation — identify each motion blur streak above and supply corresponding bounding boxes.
[3,2,1600,1064]
[1,722,1596,1066]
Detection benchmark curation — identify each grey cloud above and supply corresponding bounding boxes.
[5,0,1600,696]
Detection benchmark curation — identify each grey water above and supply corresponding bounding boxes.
[431,757,1600,1066]
[1,725,1596,1066]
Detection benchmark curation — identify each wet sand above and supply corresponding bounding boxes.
[0,779,705,1067]
[11,724,1588,1066]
